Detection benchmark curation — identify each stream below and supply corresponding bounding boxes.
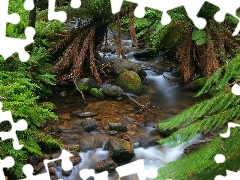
[46,30,208,180]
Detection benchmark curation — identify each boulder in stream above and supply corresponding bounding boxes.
[116,71,143,95]
[76,78,99,92]
[79,135,110,152]
[156,126,178,138]
[82,118,97,132]
[185,77,206,91]
[114,59,142,75]
[106,138,135,162]
[78,112,98,118]
[101,85,123,97]
[109,122,127,132]
[133,48,157,60]
[95,158,118,173]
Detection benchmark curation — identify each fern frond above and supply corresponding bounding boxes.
[157,128,240,180]
[159,106,240,146]
[158,92,239,130]
[197,55,240,96]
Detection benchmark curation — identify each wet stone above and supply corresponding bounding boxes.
[108,130,118,135]
[76,78,99,92]
[109,122,127,132]
[102,85,123,97]
[49,167,57,176]
[156,126,178,137]
[47,162,57,168]
[78,112,98,118]
[79,135,110,152]
[33,162,44,174]
[70,152,81,166]
[95,158,118,173]
[106,138,135,162]
[184,142,205,154]
[82,118,97,132]
[27,155,40,166]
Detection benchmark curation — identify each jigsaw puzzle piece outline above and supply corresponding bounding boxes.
[215,170,240,180]
[208,0,240,35]
[116,159,158,180]
[110,0,240,35]
[21,149,74,180]
[79,169,109,180]
[24,0,35,11]
[0,102,28,150]
[20,164,51,180]
[182,0,207,29]
[70,0,81,9]
[48,0,81,22]
[0,156,15,180]
[111,0,205,27]
[0,0,35,61]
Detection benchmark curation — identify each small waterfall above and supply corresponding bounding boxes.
[56,135,203,180]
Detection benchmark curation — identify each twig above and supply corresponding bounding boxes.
[73,78,87,104]
[124,93,151,111]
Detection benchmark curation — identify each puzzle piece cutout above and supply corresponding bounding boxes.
[21,149,73,180]
[116,159,158,180]
[219,122,240,138]
[79,159,158,180]
[0,156,14,180]
[110,0,240,35]
[24,0,35,11]
[0,0,35,62]
[48,0,81,22]
[231,83,240,95]
[0,102,28,150]
[215,170,240,180]
[0,0,82,62]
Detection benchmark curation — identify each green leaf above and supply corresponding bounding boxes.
[191,28,206,45]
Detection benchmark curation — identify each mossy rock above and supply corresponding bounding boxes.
[76,78,99,92]
[106,138,135,162]
[185,77,206,91]
[37,135,62,151]
[114,59,143,75]
[116,71,143,95]
[101,85,123,97]
[90,88,105,99]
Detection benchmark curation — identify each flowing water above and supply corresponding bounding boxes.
[52,30,208,180]
[56,134,204,180]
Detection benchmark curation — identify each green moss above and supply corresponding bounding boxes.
[116,71,143,94]
[185,77,206,90]
[90,88,105,99]
[78,84,89,92]
[37,135,62,151]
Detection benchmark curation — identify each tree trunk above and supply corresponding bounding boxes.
[29,0,37,28]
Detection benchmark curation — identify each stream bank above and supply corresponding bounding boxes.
[37,31,208,180]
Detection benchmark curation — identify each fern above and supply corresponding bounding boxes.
[197,55,240,95]
[157,53,240,179]
[157,128,240,180]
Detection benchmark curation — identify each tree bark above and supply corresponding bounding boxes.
[29,0,37,28]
